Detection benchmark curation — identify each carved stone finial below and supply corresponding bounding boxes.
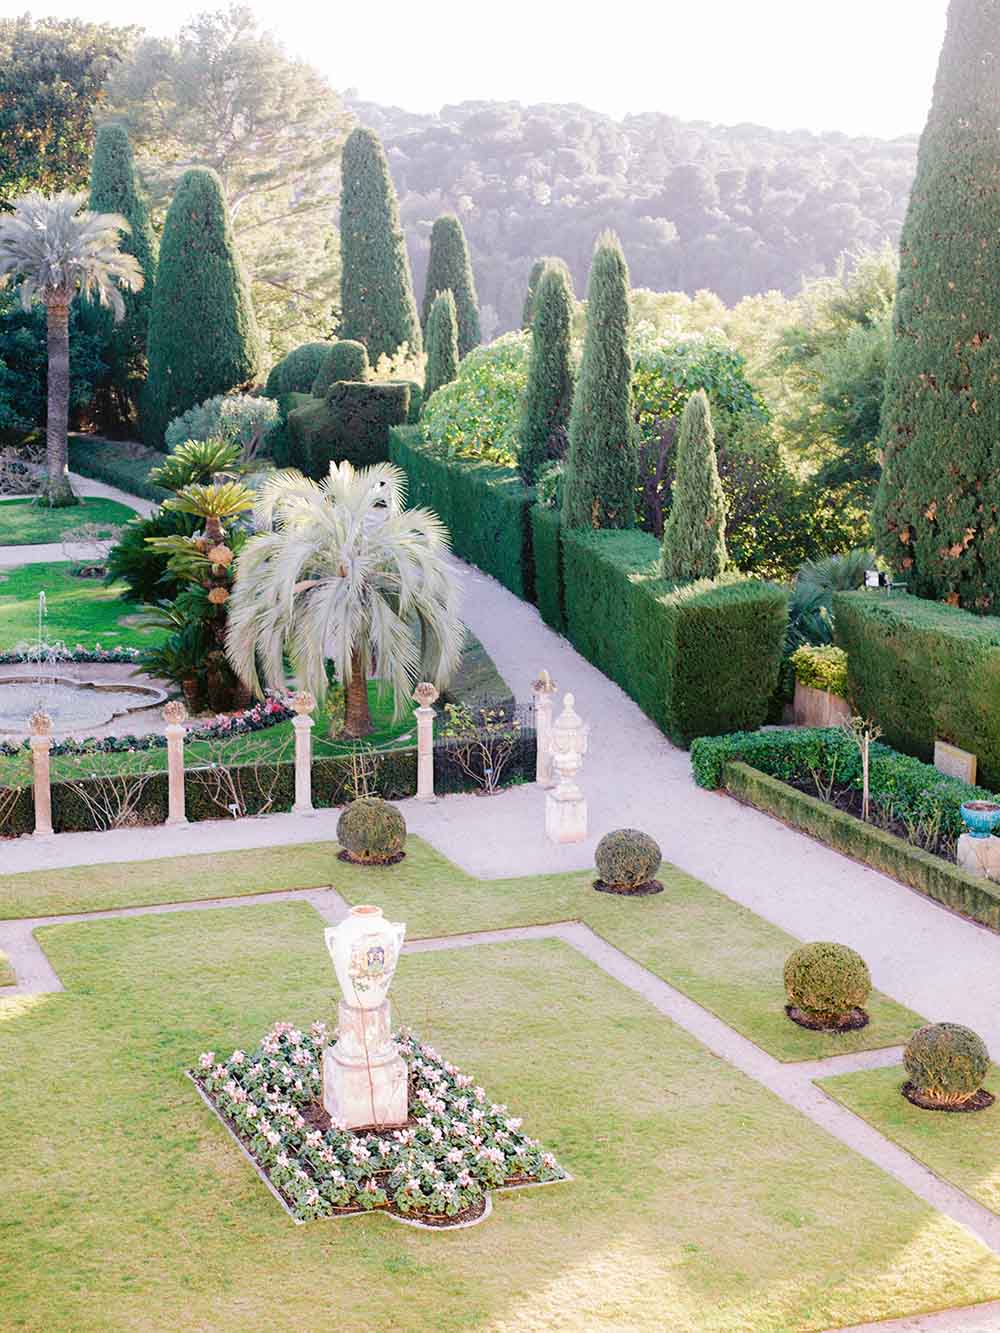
[532,668,558,695]
[162,699,188,726]
[28,710,53,737]
[290,691,316,716]
[412,682,439,708]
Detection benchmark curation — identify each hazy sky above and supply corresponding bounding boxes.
[5,0,949,138]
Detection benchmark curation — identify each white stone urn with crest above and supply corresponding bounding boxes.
[322,905,409,1128]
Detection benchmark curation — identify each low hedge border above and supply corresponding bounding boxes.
[721,760,1000,932]
[67,437,170,503]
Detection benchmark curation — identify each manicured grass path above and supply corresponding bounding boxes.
[0,496,137,545]
[2,905,998,1332]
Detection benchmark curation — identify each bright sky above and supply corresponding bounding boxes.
[4,0,948,139]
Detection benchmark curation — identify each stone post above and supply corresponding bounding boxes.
[162,700,188,827]
[412,682,439,802]
[545,693,590,845]
[28,710,53,838]
[290,691,316,816]
[532,669,558,787]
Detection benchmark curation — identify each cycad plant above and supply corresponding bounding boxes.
[0,192,143,506]
[226,461,463,737]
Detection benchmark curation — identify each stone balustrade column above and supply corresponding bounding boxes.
[162,700,189,827]
[291,692,316,816]
[28,710,54,838]
[412,683,440,802]
[532,669,558,787]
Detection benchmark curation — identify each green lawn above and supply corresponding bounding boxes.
[0,837,922,1063]
[0,949,12,986]
[820,1062,1000,1213]
[0,561,161,652]
[1,906,997,1332]
[0,496,138,545]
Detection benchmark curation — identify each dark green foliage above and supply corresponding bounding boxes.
[104,508,200,603]
[339,127,421,362]
[562,233,635,529]
[267,392,312,468]
[661,389,727,581]
[875,0,1000,609]
[904,1024,990,1105]
[336,797,407,864]
[530,505,565,632]
[286,382,410,478]
[66,437,169,502]
[440,629,515,717]
[0,290,105,432]
[562,528,787,745]
[390,425,535,600]
[264,342,331,398]
[521,257,572,329]
[83,123,157,431]
[518,263,575,483]
[312,339,370,397]
[424,290,459,400]
[783,942,871,1022]
[399,379,423,423]
[143,167,263,446]
[594,829,662,889]
[421,214,480,357]
[833,590,1000,787]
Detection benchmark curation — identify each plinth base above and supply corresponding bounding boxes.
[957,832,1000,881]
[322,1000,408,1129]
[545,789,587,844]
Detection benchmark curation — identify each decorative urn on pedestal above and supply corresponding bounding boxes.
[322,905,409,1129]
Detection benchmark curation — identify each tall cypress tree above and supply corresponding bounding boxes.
[83,123,156,431]
[518,261,575,483]
[421,214,480,358]
[339,127,422,364]
[875,0,1000,609]
[522,255,572,329]
[661,389,727,582]
[424,289,459,400]
[561,233,635,529]
[143,167,262,446]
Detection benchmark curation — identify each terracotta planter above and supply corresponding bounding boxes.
[793,680,852,728]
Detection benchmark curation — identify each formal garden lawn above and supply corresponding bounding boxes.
[1,900,997,1333]
[0,561,162,651]
[0,496,138,544]
[0,948,13,986]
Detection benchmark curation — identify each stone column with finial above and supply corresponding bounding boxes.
[290,692,316,816]
[28,710,54,838]
[545,692,590,844]
[162,700,189,827]
[412,682,439,802]
[532,669,558,787]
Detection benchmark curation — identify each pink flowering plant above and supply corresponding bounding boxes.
[194,1021,564,1224]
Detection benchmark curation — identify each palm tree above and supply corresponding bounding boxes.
[0,192,144,507]
[226,461,463,737]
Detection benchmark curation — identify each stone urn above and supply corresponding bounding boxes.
[324,905,406,1010]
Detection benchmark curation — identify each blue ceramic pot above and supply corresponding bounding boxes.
[960,801,1000,839]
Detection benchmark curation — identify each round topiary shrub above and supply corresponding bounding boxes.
[783,942,871,1030]
[312,340,370,397]
[264,342,332,398]
[594,828,662,894]
[903,1023,992,1110]
[337,797,406,865]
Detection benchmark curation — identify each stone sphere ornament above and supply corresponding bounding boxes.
[162,699,188,726]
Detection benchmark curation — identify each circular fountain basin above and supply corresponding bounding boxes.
[0,676,168,734]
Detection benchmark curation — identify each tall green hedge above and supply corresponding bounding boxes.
[286,381,410,478]
[563,528,787,745]
[421,214,481,357]
[531,505,565,633]
[833,589,1000,786]
[389,425,534,599]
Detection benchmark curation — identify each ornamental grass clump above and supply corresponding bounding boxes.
[783,941,871,1030]
[337,797,407,865]
[594,828,663,893]
[903,1023,992,1110]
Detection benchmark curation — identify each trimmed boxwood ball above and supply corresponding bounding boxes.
[904,1023,991,1108]
[783,942,871,1025]
[337,797,406,865]
[264,343,331,398]
[595,828,662,890]
[313,339,370,398]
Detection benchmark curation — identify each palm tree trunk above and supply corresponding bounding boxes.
[44,300,77,508]
[343,646,373,737]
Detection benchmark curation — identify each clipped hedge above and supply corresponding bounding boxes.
[834,590,1000,787]
[441,628,515,716]
[531,505,565,633]
[286,382,410,479]
[390,425,534,600]
[722,759,1000,931]
[562,528,788,746]
[67,437,170,503]
[791,645,848,697]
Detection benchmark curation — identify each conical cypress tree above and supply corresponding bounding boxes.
[661,389,727,582]
[561,233,635,529]
[83,123,156,430]
[522,256,573,329]
[875,0,1000,609]
[143,167,262,446]
[518,262,575,483]
[421,214,480,358]
[339,127,422,364]
[424,289,459,400]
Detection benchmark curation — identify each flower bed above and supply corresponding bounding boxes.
[193,1021,566,1227]
[0,644,141,665]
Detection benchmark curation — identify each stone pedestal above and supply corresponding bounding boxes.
[162,700,188,827]
[957,833,1000,881]
[28,711,53,838]
[545,692,589,845]
[533,670,558,787]
[412,683,439,802]
[290,692,316,816]
[322,999,408,1129]
[545,783,587,843]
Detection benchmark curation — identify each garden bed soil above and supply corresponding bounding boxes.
[337,849,406,867]
[901,1083,996,1113]
[785,1004,869,1032]
[593,879,665,896]
[786,776,956,862]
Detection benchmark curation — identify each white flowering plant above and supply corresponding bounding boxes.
[195,1020,564,1224]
